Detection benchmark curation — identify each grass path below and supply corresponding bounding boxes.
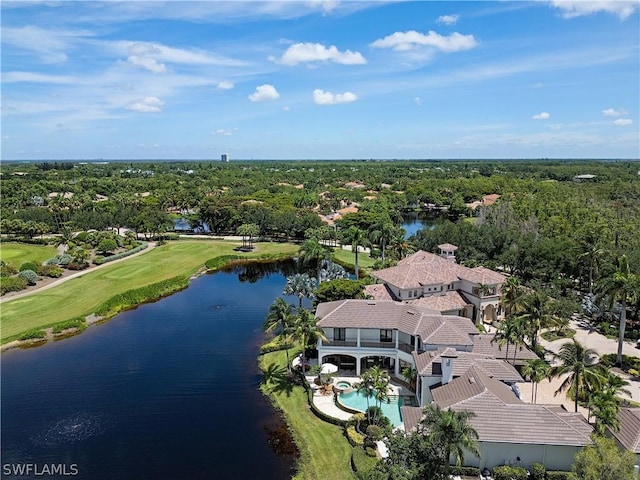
[259,350,355,480]
[1,240,297,342]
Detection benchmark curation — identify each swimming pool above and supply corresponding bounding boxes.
[338,390,404,427]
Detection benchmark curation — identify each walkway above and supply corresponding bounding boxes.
[0,242,156,304]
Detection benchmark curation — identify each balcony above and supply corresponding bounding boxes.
[321,340,414,354]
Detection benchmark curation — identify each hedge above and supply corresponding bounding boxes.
[94,275,189,318]
[494,465,529,480]
[93,242,148,265]
[18,329,47,341]
[51,317,87,334]
[345,425,365,447]
[351,446,378,480]
[450,466,480,476]
[0,276,27,295]
[546,471,576,480]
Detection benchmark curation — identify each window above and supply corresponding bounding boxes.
[380,329,393,343]
[408,290,412,298]
[414,290,418,297]
[335,328,346,341]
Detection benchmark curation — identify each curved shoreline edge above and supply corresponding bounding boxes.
[1,252,295,353]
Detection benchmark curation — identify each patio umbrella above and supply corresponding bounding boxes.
[320,363,338,374]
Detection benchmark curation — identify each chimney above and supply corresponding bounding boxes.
[438,243,458,262]
[440,348,458,385]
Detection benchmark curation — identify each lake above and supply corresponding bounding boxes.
[401,211,441,238]
[1,262,300,480]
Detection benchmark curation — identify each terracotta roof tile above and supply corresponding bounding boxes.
[472,334,539,364]
[610,407,640,453]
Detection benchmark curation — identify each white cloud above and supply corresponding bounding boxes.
[274,42,367,65]
[306,0,340,14]
[249,84,280,102]
[370,30,478,52]
[313,89,357,105]
[551,1,638,20]
[602,107,628,116]
[532,112,550,120]
[614,118,633,126]
[126,96,164,113]
[217,81,234,90]
[414,97,422,106]
[127,55,167,74]
[2,71,77,84]
[213,128,235,136]
[437,14,460,25]
[1,26,93,63]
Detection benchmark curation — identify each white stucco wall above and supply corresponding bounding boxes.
[464,441,581,471]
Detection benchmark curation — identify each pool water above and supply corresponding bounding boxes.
[338,391,404,427]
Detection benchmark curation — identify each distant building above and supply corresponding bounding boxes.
[573,174,596,182]
[221,153,229,162]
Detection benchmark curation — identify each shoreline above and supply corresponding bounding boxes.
[1,250,295,352]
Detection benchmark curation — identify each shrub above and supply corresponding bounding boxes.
[1,262,17,277]
[450,466,480,476]
[494,465,529,480]
[345,425,365,446]
[39,265,64,278]
[51,318,86,334]
[17,269,38,285]
[204,255,244,270]
[531,462,546,480]
[45,254,72,266]
[93,242,148,265]
[600,353,640,373]
[18,329,46,341]
[97,238,118,254]
[0,276,27,295]
[19,261,40,272]
[365,424,384,442]
[546,471,576,480]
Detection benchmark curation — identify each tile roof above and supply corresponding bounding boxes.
[372,250,505,289]
[408,291,471,312]
[471,334,539,364]
[401,406,423,431]
[364,284,397,301]
[315,300,474,346]
[430,367,593,446]
[610,407,640,453]
[412,349,523,384]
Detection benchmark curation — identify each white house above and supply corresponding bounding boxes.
[367,245,505,324]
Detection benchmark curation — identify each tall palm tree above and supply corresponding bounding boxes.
[500,276,525,317]
[551,339,602,413]
[522,358,550,404]
[292,307,327,374]
[419,405,480,477]
[578,228,606,294]
[237,223,259,249]
[521,290,555,352]
[342,226,367,279]
[367,220,396,265]
[388,229,414,261]
[298,238,330,283]
[263,298,295,372]
[283,273,317,307]
[355,369,376,424]
[370,365,391,425]
[591,391,620,434]
[597,255,639,366]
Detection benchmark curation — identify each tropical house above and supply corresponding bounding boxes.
[314,299,537,406]
[366,245,505,324]
[402,367,594,471]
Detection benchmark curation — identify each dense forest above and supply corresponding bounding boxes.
[2,159,639,335]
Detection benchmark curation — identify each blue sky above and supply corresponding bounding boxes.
[1,1,638,160]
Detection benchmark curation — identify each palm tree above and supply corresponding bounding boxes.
[292,307,327,374]
[597,255,639,366]
[283,273,317,308]
[419,405,480,477]
[355,369,376,425]
[522,358,550,404]
[492,316,526,365]
[367,220,396,265]
[578,228,606,294]
[371,365,391,424]
[592,391,620,434]
[298,238,330,283]
[388,229,414,261]
[500,276,525,317]
[521,290,555,352]
[551,339,602,413]
[237,223,259,249]
[401,366,417,391]
[263,298,295,372]
[342,226,367,279]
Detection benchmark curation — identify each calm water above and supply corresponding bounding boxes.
[1,263,300,480]
[337,391,404,427]
[401,211,439,238]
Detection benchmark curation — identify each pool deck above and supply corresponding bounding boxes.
[305,375,415,424]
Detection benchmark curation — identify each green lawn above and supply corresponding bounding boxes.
[332,248,376,271]
[1,240,298,342]
[260,350,356,480]
[0,242,57,268]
